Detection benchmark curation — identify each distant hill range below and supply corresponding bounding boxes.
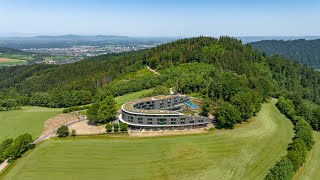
[251,39,320,68]
[238,36,320,43]
[0,35,176,49]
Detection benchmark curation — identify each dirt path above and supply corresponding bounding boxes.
[68,120,106,135]
[41,114,78,136]
[0,160,8,173]
[146,65,160,75]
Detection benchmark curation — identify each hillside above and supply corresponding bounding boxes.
[1,36,320,128]
[251,39,320,68]
[1,99,294,180]
[1,36,320,179]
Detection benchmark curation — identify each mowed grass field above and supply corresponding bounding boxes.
[0,57,26,67]
[0,106,62,142]
[294,131,320,180]
[1,99,294,180]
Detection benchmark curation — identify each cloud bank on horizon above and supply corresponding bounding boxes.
[0,0,319,37]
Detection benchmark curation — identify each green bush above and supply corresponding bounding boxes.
[119,122,128,132]
[57,125,69,138]
[4,133,33,160]
[105,124,112,132]
[0,138,13,163]
[265,157,294,180]
[113,124,119,132]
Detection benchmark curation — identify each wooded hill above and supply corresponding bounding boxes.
[0,47,30,55]
[251,39,320,68]
[0,36,320,128]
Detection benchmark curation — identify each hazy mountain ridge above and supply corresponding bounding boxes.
[251,39,320,68]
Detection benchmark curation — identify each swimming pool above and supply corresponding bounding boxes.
[185,101,198,109]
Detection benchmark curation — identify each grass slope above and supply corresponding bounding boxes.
[294,131,320,180]
[0,106,62,142]
[115,88,154,109]
[1,99,294,180]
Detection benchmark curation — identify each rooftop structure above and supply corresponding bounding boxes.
[119,95,211,127]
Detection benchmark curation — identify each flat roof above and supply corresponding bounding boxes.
[122,95,188,115]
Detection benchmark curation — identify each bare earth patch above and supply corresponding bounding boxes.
[0,58,11,62]
[128,126,211,137]
[41,114,78,136]
[68,120,106,135]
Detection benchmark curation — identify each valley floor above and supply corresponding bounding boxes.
[1,99,294,180]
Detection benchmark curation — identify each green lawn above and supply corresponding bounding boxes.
[115,88,154,109]
[294,131,320,180]
[0,106,62,142]
[1,99,294,179]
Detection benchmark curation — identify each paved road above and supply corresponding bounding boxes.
[0,116,87,173]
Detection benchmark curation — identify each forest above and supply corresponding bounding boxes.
[251,39,320,68]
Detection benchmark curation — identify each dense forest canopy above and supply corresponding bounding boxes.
[0,47,30,55]
[251,39,320,68]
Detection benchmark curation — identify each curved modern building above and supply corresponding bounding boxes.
[119,95,211,127]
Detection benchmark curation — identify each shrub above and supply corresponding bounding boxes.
[119,122,128,132]
[57,125,69,138]
[113,124,119,132]
[0,138,13,163]
[4,133,33,160]
[105,124,112,132]
[265,156,294,180]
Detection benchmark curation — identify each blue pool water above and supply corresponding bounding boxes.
[185,101,198,109]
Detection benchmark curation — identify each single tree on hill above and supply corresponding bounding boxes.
[57,125,69,138]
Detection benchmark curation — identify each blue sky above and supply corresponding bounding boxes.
[0,0,319,37]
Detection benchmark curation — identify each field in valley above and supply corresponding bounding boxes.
[1,99,295,180]
[0,106,62,142]
[0,57,26,67]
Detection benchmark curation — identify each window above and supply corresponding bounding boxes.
[128,116,133,123]
[157,118,166,125]
[190,121,194,124]
[138,117,143,124]
[147,118,153,125]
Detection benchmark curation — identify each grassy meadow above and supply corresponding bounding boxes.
[0,106,62,142]
[0,57,26,67]
[1,99,294,179]
[294,131,320,180]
